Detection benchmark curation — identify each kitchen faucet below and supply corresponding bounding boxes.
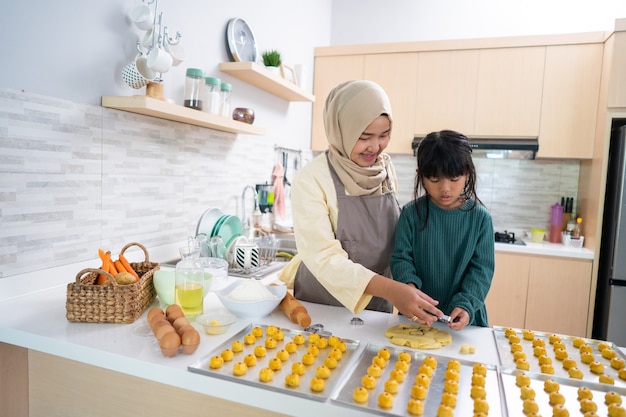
[241,185,258,231]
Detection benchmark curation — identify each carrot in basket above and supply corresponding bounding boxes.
[114,259,127,274]
[118,254,140,281]
[97,248,117,285]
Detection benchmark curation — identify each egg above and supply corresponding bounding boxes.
[181,328,200,354]
[151,318,172,335]
[166,304,185,323]
[147,307,165,324]
[155,322,176,341]
[159,331,181,357]
[172,316,191,333]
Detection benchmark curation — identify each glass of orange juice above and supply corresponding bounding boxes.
[175,259,204,318]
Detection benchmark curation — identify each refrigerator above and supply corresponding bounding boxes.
[593,118,626,346]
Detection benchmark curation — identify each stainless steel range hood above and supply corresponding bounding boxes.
[412,136,539,160]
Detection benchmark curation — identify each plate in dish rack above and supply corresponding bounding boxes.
[196,207,223,237]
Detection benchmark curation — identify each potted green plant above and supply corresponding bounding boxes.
[262,50,282,67]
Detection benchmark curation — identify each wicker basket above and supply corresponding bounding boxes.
[66,242,159,324]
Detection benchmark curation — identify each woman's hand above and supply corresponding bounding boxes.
[366,277,443,326]
[447,307,469,331]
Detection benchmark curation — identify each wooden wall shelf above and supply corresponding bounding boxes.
[101,95,265,135]
[219,62,315,102]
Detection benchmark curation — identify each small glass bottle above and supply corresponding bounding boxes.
[204,76,221,115]
[220,82,232,118]
[572,217,583,238]
[183,68,204,110]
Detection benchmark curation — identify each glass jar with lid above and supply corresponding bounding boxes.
[220,82,232,118]
[183,68,205,111]
[204,76,221,115]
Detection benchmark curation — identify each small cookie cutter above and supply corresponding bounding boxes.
[304,323,325,333]
[350,317,364,326]
[437,315,452,324]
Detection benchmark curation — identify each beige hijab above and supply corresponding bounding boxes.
[324,80,394,196]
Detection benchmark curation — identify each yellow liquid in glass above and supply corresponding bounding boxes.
[175,283,203,317]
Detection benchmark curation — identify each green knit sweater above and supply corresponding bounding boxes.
[390,197,495,327]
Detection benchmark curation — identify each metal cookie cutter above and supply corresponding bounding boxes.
[437,315,452,324]
[304,323,325,333]
[350,317,364,326]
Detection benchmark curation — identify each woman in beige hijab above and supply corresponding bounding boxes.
[278,80,443,323]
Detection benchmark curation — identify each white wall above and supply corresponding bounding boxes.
[330,0,626,44]
[0,0,332,151]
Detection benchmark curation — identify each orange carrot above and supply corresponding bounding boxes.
[114,259,127,274]
[97,249,113,284]
[118,254,140,281]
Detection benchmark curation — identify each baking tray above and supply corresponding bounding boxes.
[188,324,359,401]
[500,367,625,416]
[331,343,508,417]
[493,326,626,388]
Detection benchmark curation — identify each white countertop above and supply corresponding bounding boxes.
[0,270,501,417]
[495,238,594,260]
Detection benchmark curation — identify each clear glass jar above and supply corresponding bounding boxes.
[204,77,221,115]
[220,82,232,118]
[183,68,205,110]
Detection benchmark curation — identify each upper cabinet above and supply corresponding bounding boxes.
[364,53,418,154]
[414,50,479,136]
[474,47,545,137]
[537,44,603,159]
[311,55,365,151]
[313,33,607,158]
[607,31,626,108]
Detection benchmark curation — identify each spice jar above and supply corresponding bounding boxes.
[220,82,232,118]
[204,77,221,115]
[183,68,204,110]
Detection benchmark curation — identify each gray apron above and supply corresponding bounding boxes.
[294,154,400,312]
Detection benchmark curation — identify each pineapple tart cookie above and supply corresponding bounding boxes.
[384,323,452,349]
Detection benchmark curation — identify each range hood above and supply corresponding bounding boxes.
[412,136,539,160]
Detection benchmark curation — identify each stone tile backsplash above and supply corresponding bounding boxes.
[0,89,579,278]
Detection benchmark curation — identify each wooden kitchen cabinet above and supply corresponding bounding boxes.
[537,44,603,159]
[364,53,419,154]
[525,256,593,337]
[485,252,530,329]
[311,55,364,151]
[414,50,479,136]
[487,252,593,337]
[474,47,545,137]
[608,30,626,108]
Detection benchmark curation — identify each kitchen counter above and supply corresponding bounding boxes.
[495,238,594,260]
[0,268,501,417]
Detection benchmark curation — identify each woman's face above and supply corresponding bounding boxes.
[349,115,391,167]
[423,174,468,210]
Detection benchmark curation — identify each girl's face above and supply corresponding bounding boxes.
[423,174,468,210]
[349,115,391,167]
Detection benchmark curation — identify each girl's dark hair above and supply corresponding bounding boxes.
[413,130,483,229]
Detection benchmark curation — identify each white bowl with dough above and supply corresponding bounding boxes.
[216,281,287,318]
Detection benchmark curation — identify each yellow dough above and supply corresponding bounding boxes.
[362,374,377,389]
[580,399,598,413]
[589,361,605,374]
[244,354,257,367]
[473,363,488,376]
[285,373,300,388]
[605,391,622,405]
[324,356,338,369]
[209,355,224,369]
[516,373,531,387]
[233,361,248,376]
[414,373,431,388]
[471,385,487,399]
[394,359,410,373]
[377,392,394,409]
[599,374,615,385]
[549,392,566,406]
[411,384,427,400]
[291,362,306,376]
[292,333,306,345]
[276,349,290,362]
[398,351,412,363]
[423,356,438,368]
[474,398,489,414]
[472,374,486,387]
[436,404,454,417]
[384,324,452,349]
[384,379,399,394]
[577,387,593,401]
[352,387,369,403]
[611,357,625,370]
[552,404,568,417]
[418,364,434,377]
[372,355,387,369]
[264,337,278,349]
[243,333,256,345]
[520,385,535,400]
[568,367,584,379]
[268,357,282,371]
[258,367,274,382]
[254,345,267,357]
[367,364,383,378]
[389,368,405,383]
[302,352,316,365]
[310,377,325,392]
[377,347,391,360]
[220,349,234,362]
[251,326,264,337]
[231,340,244,353]
[441,392,457,408]
[407,399,424,416]
[315,365,330,379]
[543,379,560,393]
[329,348,343,361]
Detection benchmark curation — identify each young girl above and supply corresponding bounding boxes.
[390,130,495,330]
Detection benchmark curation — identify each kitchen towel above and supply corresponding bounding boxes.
[272,162,286,220]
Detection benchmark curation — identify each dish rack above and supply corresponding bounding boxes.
[227,235,295,278]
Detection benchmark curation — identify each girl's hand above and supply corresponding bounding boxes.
[448,307,469,331]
